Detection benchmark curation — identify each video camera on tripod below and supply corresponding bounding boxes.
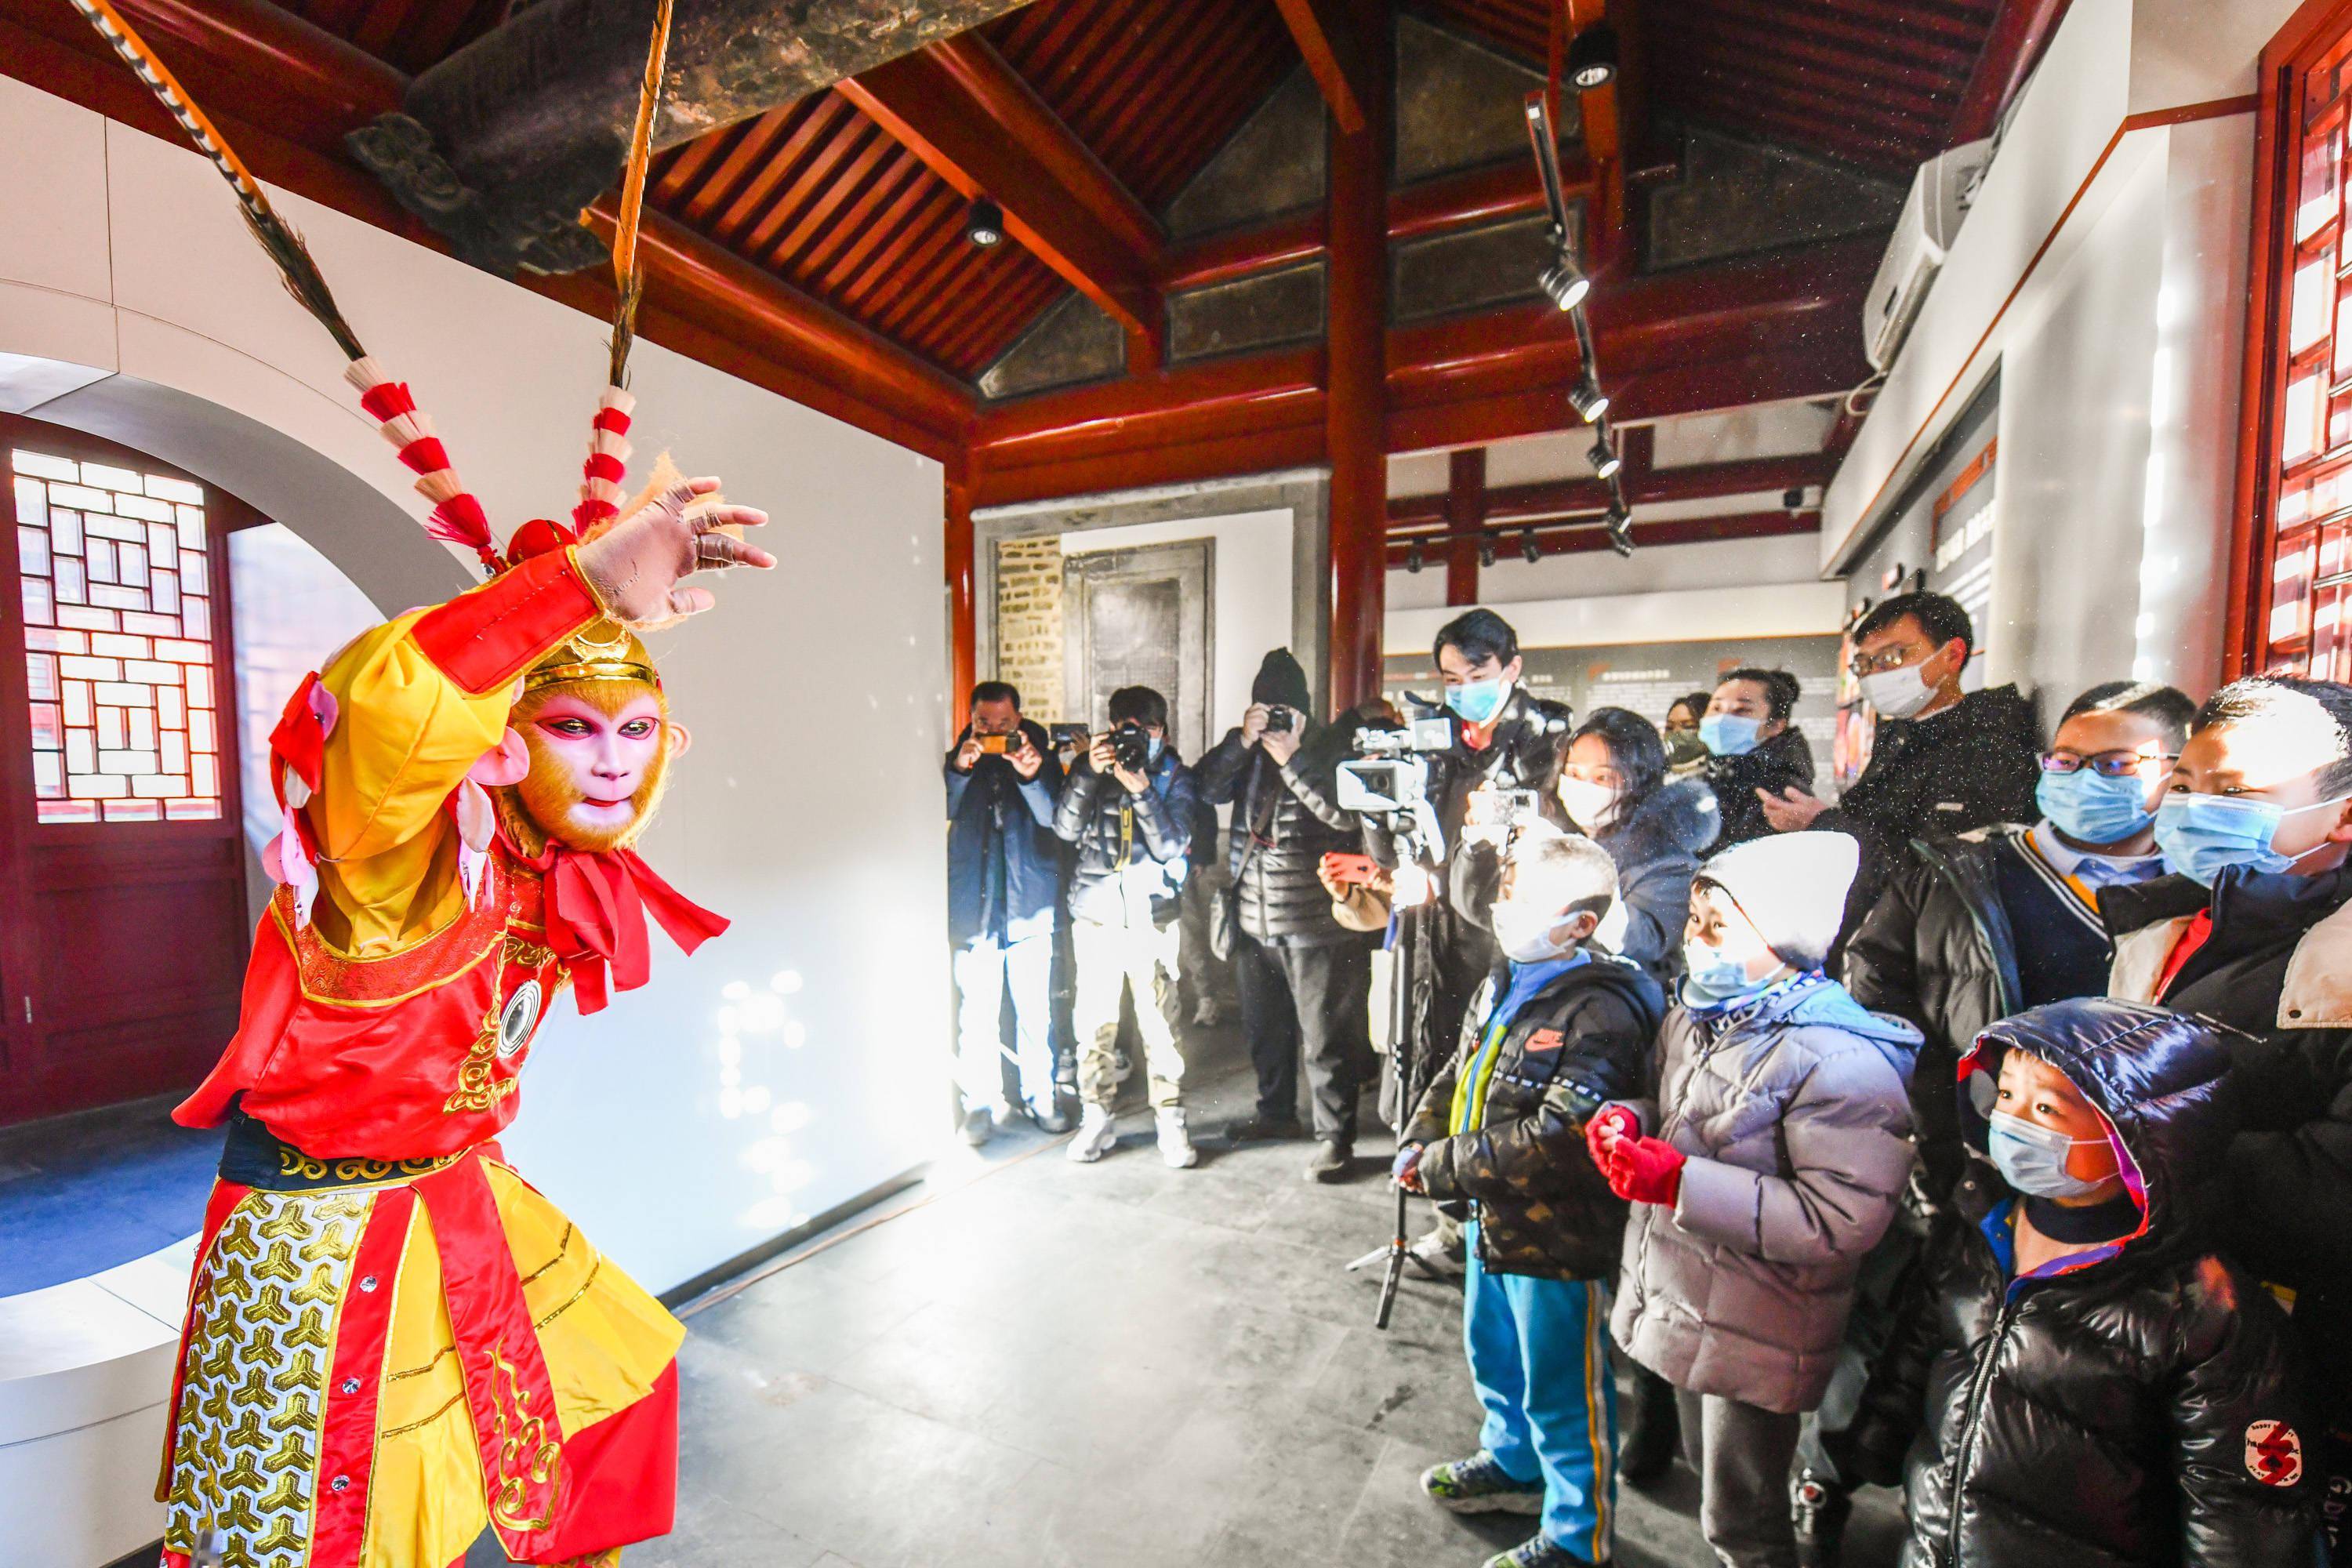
[1336,702,1454,868]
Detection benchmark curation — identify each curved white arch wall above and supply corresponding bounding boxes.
[0,71,954,1561]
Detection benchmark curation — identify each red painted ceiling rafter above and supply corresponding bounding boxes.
[0,0,976,455]
[1387,452,1835,527]
[1386,506,1820,565]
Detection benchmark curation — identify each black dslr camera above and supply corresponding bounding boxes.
[1110,722,1155,772]
[1265,706,1295,735]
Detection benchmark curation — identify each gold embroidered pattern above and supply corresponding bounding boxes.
[487,1338,565,1534]
[519,1222,575,1287]
[162,1189,372,1566]
[534,1254,604,1330]
[277,1149,456,1185]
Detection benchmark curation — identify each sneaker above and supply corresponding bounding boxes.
[1792,1469,1851,1568]
[1406,1224,1467,1279]
[959,1108,996,1148]
[1224,1112,1305,1144]
[1156,1107,1200,1169]
[1482,1536,1595,1568]
[1305,1139,1354,1183]
[1067,1105,1117,1163]
[1420,1451,1543,1516]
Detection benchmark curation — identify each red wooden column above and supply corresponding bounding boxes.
[946,455,978,721]
[1320,0,1391,713]
[1443,447,1486,607]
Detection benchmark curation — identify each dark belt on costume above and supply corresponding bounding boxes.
[220,1106,466,1191]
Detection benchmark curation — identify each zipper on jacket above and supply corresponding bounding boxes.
[1944,1298,2020,1565]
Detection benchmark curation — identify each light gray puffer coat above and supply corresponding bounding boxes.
[1610,973,1920,1415]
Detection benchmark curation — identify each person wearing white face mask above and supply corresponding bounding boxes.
[2101,675,2352,1555]
[1396,834,1666,1568]
[1589,830,1920,1568]
[1550,709,1719,988]
[1697,668,1816,850]
[1759,593,2041,963]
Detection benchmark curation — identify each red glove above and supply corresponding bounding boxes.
[1585,1104,1638,1173]
[1606,1135,1686,1207]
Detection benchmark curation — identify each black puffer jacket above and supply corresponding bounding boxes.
[1843,822,2106,1200]
[1860,1000,2316,1568]
[1403,956,1665,1279]
[1704,725,1815,850]
[1196,721,1359,945]
[1051,748,1196,928]
[2102,866,2352,1318]
[1817,684,2042,945]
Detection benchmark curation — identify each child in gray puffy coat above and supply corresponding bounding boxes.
[1588,831,1919,1568]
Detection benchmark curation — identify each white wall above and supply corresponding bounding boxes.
[1387,577,1848,659]
[1824,0,2292,706]
[1063,507,1294,741]
[0,75,949,1300]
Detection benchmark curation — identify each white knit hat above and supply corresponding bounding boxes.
[1697,830,1860,971]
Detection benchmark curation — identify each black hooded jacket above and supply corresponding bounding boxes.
[1853,1000,2316,1568]
[1195,650,1361,945]
[1817,684,2042,945]
[1704,725,1815,850]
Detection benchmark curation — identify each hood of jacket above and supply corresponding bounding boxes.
[1697,971,1924,1078]
[1960,997,2238,1267]
[1602,775,1722,864]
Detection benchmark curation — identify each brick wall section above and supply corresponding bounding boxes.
[994,535,1065,721]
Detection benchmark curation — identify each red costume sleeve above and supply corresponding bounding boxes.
[408,546,605,695]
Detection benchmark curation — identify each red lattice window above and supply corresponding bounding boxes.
[2241,4,2352,679]
[10,447,222,823]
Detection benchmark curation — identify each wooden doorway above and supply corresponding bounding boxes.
[0,416,254,1127]
[1062,539,1215,757]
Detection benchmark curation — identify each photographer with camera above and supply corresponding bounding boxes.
[947,681,1069,1146]
[1198,649,1376,1182]
[1053,686,1200,1170]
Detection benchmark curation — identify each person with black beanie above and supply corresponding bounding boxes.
[1196,648,1377,1181]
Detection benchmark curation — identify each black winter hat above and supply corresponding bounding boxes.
[1251,648,1313,713]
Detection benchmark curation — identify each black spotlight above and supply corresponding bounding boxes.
[1406,540,1425,573]
[965,197,1004,248]
[1568,375,1610,424]
[1519,527,1541,564]
[1566,24,1621,90]
[1591,437,1623,481]
[1603,504,1635,557]
[1539,254,1591,313]
[1479,535,1498,570]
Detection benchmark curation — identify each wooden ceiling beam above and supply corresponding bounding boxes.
[1947,0,2073,143]
[1272,0,1373,136]
[0,0,974,456]
[840,34,1167,365]
[1389,452,1836,528]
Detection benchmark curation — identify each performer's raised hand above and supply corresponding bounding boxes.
[578,476,775,626]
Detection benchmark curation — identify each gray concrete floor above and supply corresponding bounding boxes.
[475,1028,1907,1567]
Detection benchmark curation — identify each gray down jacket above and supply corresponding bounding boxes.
[1610,973,1921,1415]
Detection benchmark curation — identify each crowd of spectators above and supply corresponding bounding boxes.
[943,589,2348,1568]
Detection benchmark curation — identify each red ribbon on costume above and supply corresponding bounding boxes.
[519,840,728,1014]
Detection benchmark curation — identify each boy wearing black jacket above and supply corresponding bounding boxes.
[1396,833,1668,1568]
[1840,998,2315,1568]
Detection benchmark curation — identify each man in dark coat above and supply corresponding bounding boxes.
[1759,593,2040,950]
[1843,1000,2316,1568]
[1797,681,2193,1565]
[2106,674,2352,1559]
[1197,649,1374,1180]
[946,681,1069,1143]
[1698,668,1817,850]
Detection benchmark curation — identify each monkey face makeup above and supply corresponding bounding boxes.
[508,681,680,853]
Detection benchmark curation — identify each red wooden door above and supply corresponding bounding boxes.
[0,415,252,1126]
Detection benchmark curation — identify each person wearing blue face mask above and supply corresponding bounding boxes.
[1832,1001,2317,1568]
[1696,669,1816,849]
[1802,680,2191,1561]
[1053,684,1200,1169]
[2100,675,2352,1559]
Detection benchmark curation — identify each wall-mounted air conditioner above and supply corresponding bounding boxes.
[1864,138,1994,372]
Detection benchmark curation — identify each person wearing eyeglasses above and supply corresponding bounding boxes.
[1790,680,2190,1567]
[2101,674,2352,1563]
[1758,593,2041,957]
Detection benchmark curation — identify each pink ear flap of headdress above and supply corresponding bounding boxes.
[470,728,530,787]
